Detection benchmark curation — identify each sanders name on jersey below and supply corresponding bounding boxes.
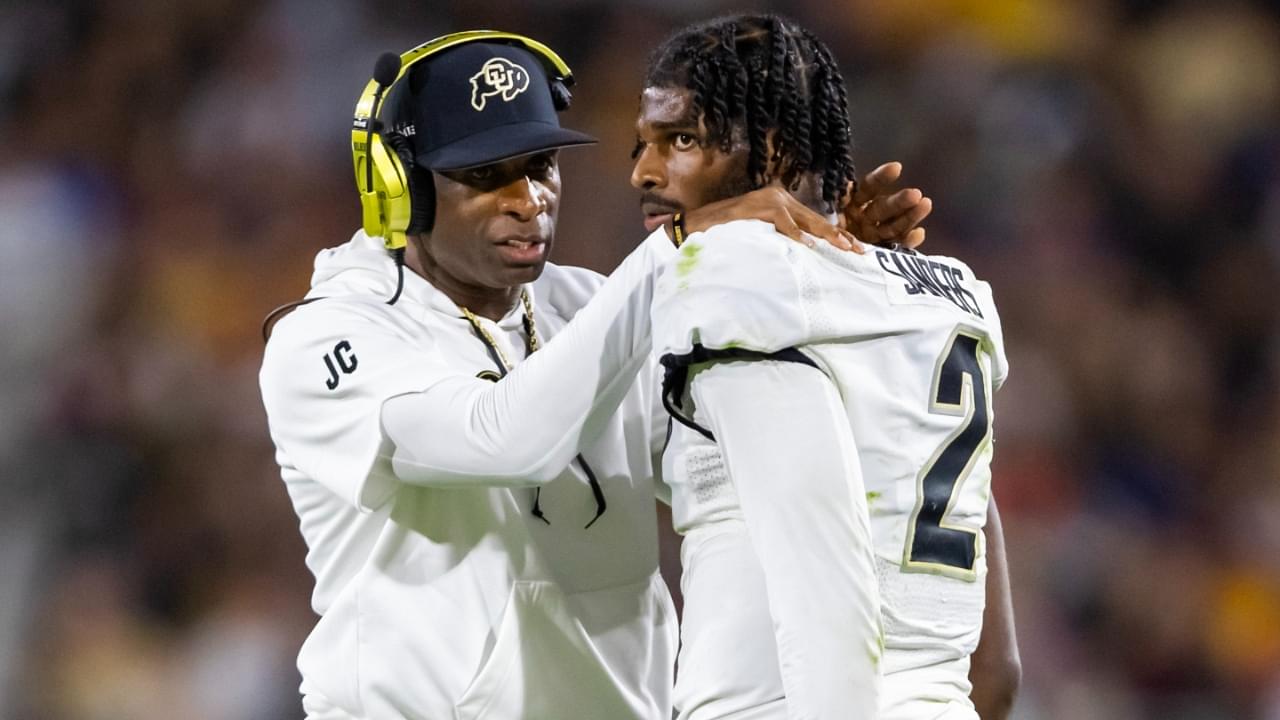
[876,249,983,318]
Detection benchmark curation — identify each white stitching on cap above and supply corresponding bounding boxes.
[470,58,530,111]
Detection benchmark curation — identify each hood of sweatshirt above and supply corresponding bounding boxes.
[307,230,400,299]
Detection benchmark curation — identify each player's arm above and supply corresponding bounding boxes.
[383,179,910,488]
[382,229,674,486]
[688,358,882,720]
[969,496,1021,719]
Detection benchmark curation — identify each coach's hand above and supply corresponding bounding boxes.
[681,187,863,252]
[843,162,932,250]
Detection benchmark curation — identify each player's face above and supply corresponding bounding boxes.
[630,86,753,232]
[421,150,561,293]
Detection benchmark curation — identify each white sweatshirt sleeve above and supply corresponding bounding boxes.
[687,358,883,720]
[381,229,675,487]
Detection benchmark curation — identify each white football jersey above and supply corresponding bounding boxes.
[653,220,1008,716]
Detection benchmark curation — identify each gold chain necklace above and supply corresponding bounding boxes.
[459,289,538,371]
[457,287,606,529]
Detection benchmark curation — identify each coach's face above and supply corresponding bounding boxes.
[630,86,752,232]
[419,150,561,293]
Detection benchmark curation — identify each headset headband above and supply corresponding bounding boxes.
[353,30,574,132]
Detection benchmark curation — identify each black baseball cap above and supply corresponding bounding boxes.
[383,42,596,171]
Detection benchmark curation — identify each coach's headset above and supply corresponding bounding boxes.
[263,32,576,340]
[352,30,576,258]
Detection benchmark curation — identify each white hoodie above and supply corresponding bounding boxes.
[260,229,678,719]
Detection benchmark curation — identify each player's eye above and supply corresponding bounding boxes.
[673,133,698,151]
[630,138,645,160]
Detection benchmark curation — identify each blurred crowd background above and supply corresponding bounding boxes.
[1,0,1278,718]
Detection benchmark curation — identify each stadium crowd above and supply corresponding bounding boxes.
[1,0,1277,717]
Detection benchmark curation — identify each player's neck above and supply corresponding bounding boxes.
[763,174,837,220]
[789,174,835,218]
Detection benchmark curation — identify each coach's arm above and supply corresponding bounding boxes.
[969,496,1021,719]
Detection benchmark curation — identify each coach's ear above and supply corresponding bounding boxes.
[842,162,931,250]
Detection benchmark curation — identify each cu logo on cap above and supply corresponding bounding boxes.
[470,58,530,111]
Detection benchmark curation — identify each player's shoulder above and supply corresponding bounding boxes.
[653,220,811,356]
[692,220,892,292]
[925,250,1001,323]
[696,218,785,242]
[667,219,805,297]
[850,246,999,322]
[870,247,989,288]
[876,248,1009,385]
[914,249,990,290]
[691,219,797,264]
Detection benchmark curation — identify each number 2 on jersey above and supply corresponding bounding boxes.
[903,328,992,580]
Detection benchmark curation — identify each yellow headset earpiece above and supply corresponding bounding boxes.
[351,30,576,252]
[352,70,411,251]
[355,134,410,249]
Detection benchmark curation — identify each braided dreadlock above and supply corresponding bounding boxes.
[643,14,857,213]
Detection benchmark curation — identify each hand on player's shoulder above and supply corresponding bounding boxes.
[843,162,931,250]
[685,186,861,252]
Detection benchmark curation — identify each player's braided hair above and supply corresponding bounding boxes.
[643,14,857,213]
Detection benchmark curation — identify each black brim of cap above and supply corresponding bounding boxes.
[417,121,597,171]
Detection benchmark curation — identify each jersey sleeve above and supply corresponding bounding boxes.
[380,227,677,488]
[259,299,454,512]
[688,359,883,719]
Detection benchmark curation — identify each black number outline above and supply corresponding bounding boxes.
[902,326,993,581]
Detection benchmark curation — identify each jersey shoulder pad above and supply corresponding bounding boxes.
[884,251,1008,389]
[653,220,810,357]
[921,253,1007,388]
